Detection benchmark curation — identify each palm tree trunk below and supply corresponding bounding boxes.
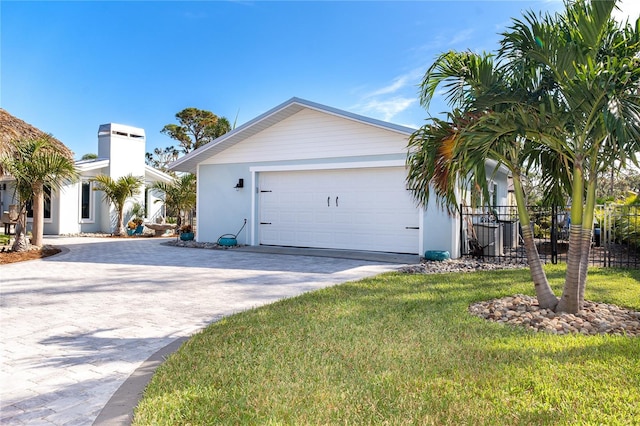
[576,180,598,311]
[557,224,583,313]
[115,208,125,236]
[521,224,558,309]
[11,207,29,252]
[577,226,592,309]
[557,166,585,314]
[513,175,557,309]
[31,184,44,247]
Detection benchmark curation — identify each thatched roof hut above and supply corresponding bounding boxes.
[0,108,74,160]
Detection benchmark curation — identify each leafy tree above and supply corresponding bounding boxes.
[145,146,179,173]
[596,167,640,203]
[81,153,98,160]
[407,0,640,313]
[160,107,231,154]
[151,173,196,227]
[0,137,78,250]
[91,174,144,236]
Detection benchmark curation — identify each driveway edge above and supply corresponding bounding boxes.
[92,337,188,426]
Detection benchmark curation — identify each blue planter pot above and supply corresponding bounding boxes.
[180,232,194,241]
[135,225,144,234]
[126,229,135,236]
[424,250,450,261]
[218,237,237,247]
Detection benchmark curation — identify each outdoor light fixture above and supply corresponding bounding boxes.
[234,178,244,189]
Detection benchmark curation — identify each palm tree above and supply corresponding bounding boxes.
[91,174,144,236]
[408,0,640,313]
[406,51,560,309]
[500,0,640,313]
[0,137,78,250]
[151,173,196,228]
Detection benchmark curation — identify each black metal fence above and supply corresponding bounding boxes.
[460,204,640,268]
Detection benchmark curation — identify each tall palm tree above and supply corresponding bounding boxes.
[91,174,144,236]
[406,51,560,309]
[151,173,196,228]
[0,137,78,250]
[408,0,640,313]
[500,0,640,312]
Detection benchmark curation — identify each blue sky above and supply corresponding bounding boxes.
[1,1,637,159]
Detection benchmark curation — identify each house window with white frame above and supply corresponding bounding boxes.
[81,180,94,221]
[26,185,52,220]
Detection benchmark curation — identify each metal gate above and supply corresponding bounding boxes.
[460,204,640,268]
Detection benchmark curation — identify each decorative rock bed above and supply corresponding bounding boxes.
[398,258,528,274]
[401,258,640,337]
[163,240,242,250]
[470,295,640,337]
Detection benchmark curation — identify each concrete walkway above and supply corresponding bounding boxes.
[0,237,403,425]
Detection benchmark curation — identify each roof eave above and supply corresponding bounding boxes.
[168,97,417,173]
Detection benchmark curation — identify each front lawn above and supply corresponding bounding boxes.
[133,265,640,425]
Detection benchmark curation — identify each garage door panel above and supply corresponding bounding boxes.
[259,167,419,253]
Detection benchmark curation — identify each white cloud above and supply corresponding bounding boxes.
[352,68,424,122]
[357,97,417,122]
[366,68,423,98]
[368,76,410,97]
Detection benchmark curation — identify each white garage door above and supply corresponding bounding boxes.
[258,167,420,253]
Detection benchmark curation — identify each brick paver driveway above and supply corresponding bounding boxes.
[1,237,400,425]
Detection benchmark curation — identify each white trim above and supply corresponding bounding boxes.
[144,164,174,184]
[76,159,110,172]
[195,164,201,242]
[250,169,257,246]
[249,160,405,173]
[418,208,424,255]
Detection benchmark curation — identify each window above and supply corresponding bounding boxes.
[80,180,93,222]
[144,188,150,218]
[26,185,51,219]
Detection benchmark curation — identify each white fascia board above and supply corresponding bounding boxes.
[75,159,110,172]
[144,165,174,183]
[169,97,416,173]
[249,160,406,173]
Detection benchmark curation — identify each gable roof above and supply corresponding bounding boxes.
[144,164,174,184]
[76,158,110,172]
[169,97,416,173]
[75,157,173,183]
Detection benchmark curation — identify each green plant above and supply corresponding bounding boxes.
[130,202,145,220]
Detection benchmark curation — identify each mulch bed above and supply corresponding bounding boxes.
[0,245,61,265]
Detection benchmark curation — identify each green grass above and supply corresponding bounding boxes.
[0,234,9,245]
[133,265,640,425]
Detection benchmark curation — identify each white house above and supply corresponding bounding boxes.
[169,97,509,257]
[0,123,173,235]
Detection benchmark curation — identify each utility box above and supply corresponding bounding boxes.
[475,223,504,256]
[500,220,520,249]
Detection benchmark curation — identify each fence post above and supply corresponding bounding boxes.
[459,203,464,258]
[551,204,557,264]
